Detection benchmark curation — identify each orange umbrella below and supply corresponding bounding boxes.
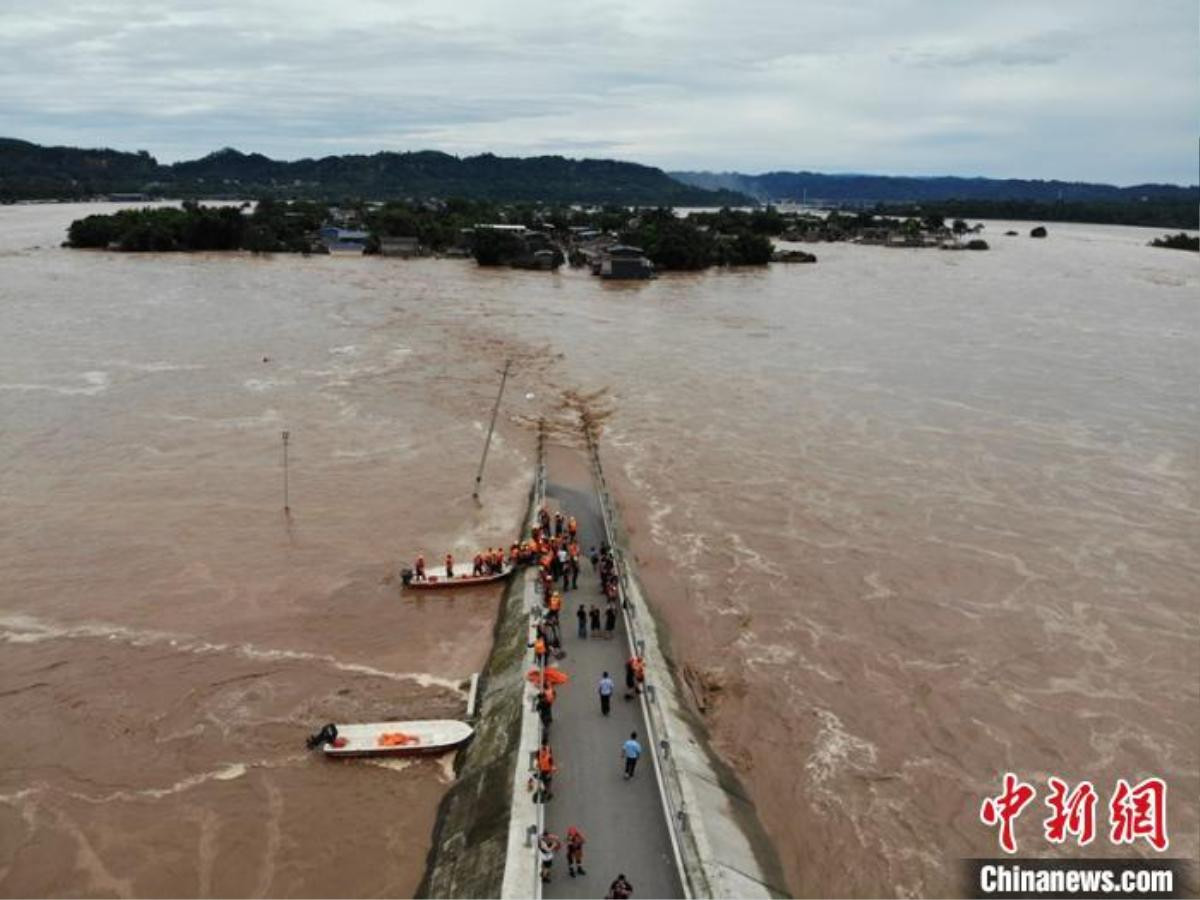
[527,667,570,686]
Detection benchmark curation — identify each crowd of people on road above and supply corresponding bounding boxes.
[527,503,655,897]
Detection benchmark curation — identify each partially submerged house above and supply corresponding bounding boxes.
[594,244,654,280]
[378,236,421,257]
[319,226,369,254]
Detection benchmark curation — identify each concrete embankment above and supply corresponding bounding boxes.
[417,433,545,899]
[420,425,786,898]
[577,431,788,898]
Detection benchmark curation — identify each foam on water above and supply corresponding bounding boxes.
[106,360,205,373]
[806,708,880,787]
[0,614,466,695]
[0,370,110,396]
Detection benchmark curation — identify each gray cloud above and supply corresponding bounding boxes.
[0,0,1195,183]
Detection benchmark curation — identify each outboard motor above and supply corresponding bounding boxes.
[306,723,338,750]
[400,567,414,586]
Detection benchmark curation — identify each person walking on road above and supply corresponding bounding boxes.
[537,688,553,729]
[537,740,557,801]
[589,546,599,571]
[565,825,587,877]
[597,671,615,716]
[606,873,633,898]
[577,603,588,639]
[625,654,645,698]
[604,605,617,639]
[538,830,561,883]
[589,604,601,633]
[621,731,642,779]
[531,632,548,668]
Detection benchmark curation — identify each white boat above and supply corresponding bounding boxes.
[310,720,473,757]
[402,564,515,590]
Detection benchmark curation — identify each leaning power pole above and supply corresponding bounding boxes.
[281,430,290,513]
[473,359,512,502]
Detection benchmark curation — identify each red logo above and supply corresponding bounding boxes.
[980,773,1037,854]
[982,775,1168,854]
[1110,778,1169,852]
[1043,778,1098,846]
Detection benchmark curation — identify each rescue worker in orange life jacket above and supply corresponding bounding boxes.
[567,516,577,538]
[536,740,556,799]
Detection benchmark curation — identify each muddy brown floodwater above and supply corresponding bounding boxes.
[1,204,1197,897]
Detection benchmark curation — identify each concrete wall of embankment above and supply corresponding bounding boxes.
[415,439,542,900]
[417,433,545,899]
[583,428,790,899]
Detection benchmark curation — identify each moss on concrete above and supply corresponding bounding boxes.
[417,501,533,899]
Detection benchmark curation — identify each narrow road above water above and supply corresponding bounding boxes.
[541,463,683,900]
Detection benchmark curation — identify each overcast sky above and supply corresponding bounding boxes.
[1,0,1196,184]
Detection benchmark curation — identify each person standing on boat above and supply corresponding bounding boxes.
[597,671,614,715]
[444,553,454,578]
[577,603,588,639]
[414,554,426,581]
[472,552,484,576]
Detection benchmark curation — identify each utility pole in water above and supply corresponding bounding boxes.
[282,430,290,514]
[473,359,512,503]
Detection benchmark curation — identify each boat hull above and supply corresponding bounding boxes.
[405,565,514,590]
[321,720,473,757]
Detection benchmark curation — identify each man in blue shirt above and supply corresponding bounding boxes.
[597,671,615,716]
[621,731,642,779]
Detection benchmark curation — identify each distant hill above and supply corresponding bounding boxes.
[0,138,751,206]
[671,169,1199,228]
[670,168,1197,204]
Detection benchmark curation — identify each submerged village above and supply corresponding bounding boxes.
[60,197,1038,276]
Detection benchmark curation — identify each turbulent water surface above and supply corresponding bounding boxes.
[0,204,1196,897]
